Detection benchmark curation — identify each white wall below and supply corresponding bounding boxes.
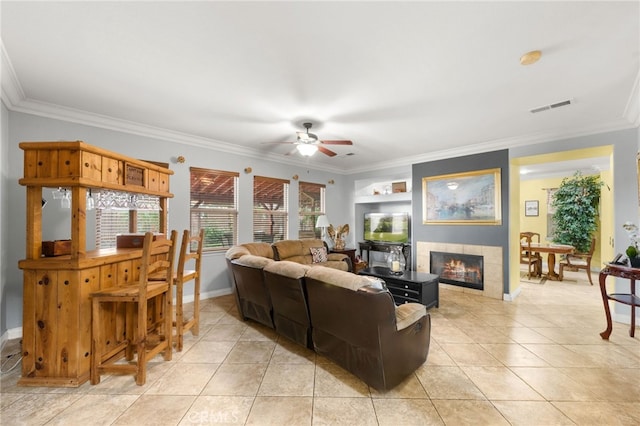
[1,101,9,337]
[2,110,350,333]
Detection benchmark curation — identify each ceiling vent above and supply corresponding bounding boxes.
[530,99,572,114]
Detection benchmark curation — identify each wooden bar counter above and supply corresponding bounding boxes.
[18,141,173,387]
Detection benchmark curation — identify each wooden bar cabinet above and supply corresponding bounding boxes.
[18,141,173,387]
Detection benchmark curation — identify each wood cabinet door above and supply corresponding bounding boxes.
[34,270,59,378]
[78,268,99,377]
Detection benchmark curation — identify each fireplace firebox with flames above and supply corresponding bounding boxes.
[430,251,484,290]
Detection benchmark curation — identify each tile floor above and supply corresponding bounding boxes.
[1,269,639,425]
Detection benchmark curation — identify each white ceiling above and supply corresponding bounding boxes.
[1,1,638,174]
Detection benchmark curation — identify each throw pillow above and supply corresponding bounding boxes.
[310,246,328,263]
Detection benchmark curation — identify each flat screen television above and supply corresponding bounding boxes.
[364,212,410,243]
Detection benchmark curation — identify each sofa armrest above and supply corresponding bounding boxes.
[327,253,352,272]
[395,303,427,331]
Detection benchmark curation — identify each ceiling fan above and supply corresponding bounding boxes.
[267,123,353,157]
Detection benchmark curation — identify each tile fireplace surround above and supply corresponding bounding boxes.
[416,242,503,300]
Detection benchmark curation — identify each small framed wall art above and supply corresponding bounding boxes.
[524,200,539,217]
[392,181,407,193]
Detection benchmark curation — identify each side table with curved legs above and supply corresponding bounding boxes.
[599,264,639,339]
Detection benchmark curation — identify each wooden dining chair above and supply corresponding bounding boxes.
[90,231,177,386]
[174,229,204,351]
[559,237,596,285]
[520,232,542,279]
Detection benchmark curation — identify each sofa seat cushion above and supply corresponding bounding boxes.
[395,303,427,331]
[305,266,374,291]
[264,260,311,279]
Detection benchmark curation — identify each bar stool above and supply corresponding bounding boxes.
[90,231,177,386]
[174,229,204,351]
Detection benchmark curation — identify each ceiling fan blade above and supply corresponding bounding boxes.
[320,140,353,145]
[318,146,337,157]
[261,141,296,145]
[284,147,299,156]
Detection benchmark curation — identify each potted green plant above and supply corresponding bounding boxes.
[551,171,602,253]
[623,222,640,267]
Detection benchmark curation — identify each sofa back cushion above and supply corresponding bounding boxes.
[242,242,275,259]
[273,239,324,263]
[305,266,374,291]
[264,260,310,279]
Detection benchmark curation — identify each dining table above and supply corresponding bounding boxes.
[521,242,575,280]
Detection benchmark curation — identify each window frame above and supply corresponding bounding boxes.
[190,167,239,252]
[253,175,290,243]
[298,181,326,239]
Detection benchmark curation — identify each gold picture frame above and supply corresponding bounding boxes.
[422,168,502,225]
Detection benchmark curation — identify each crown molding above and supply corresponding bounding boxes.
[1,39,25,108]
[349,119,636,174]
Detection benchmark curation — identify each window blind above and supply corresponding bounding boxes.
[253,176,289,243]
[96,202,161,249]
[298,181,325,239]
[190,167,239,251]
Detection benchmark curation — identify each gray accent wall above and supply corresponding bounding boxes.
[411,150,510,293]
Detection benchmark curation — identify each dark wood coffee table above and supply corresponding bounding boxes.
[359,266,439,309]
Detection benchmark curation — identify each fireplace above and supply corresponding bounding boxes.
[430,251,483,290]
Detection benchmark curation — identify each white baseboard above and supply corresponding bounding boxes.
[612,311,634,326]
[503,286,521,301]
[177,287,233,305]
[1,327,22,349]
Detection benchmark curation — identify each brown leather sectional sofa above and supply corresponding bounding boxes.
[224,239,431,390]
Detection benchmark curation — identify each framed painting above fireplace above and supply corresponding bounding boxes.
[422,168,501,225]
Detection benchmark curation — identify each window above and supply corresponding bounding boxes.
[253,176,289,243]
[298,181,325,239]
[190,167,239,251]
[96,198,161,249]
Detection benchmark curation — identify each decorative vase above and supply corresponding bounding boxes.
[630,256,640,268]
[386,246,406,274]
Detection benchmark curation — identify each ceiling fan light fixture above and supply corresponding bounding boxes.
[297,143,318,156]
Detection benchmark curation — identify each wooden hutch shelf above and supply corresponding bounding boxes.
[18,141,173,387]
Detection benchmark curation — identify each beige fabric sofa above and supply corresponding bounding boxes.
[272,239,351,271]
